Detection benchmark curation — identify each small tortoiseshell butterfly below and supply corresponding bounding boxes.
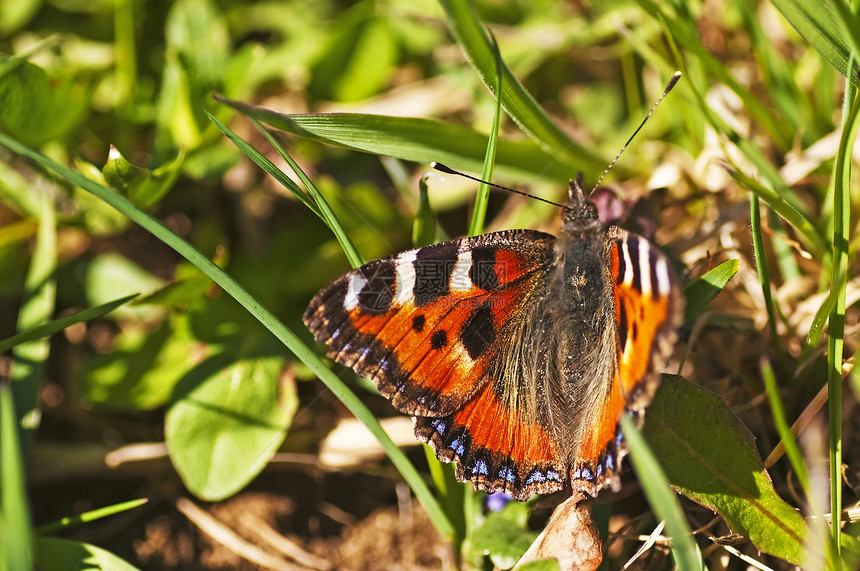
[304,175,684,501]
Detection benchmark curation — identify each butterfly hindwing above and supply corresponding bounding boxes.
[415,378,566,500]
[607,227,682,407]
[566,226,682,494]
[303,230,557,418]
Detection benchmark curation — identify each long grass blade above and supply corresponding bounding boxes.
[1,378,34,571]
[0,131,455,539]
[827,54,860,558]
[438,0,606,176]
[750,198,783,364]
[35,498,149,534]
[468,33,503,237]
[10,188,56,452]
[621,414,703,571]
[0,295,137,354]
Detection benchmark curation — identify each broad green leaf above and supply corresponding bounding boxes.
[35,537,141,571]
[0,61,86,147]
[469,501,537,569]
[83,253,165,321]
[684,259,740,320]
[0,0,40,35]
[165,355,297,501]
[644,376,808,564]
[217,97,584,183]
[77,315,200,411]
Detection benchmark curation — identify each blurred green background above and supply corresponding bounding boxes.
[2,0,859,569]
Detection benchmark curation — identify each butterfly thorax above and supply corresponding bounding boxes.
[557,180,611,317]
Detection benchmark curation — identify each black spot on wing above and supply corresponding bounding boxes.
[615,244,626,285]
[414,243,458,306]
[628,239,642,294]
[460,301,496,360]
[469,248,499,290]
[356,261,396,313]
[618,301,628,350]
[648,248,661,300]
[412,314,425,332]
[430,330,448,350]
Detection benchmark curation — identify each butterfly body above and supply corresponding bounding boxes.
[304,179,683,501]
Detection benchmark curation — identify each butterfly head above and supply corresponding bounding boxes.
[561,175,601,233]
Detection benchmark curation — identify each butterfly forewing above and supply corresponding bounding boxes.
[303,230,557,419]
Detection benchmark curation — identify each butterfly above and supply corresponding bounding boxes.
[303,176,683,501]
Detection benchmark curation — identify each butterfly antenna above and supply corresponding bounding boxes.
[430,162,565,209]
[591,71,682,193]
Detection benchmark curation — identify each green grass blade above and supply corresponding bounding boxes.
[728,166,826,257]
[0,131,455,539]
[207,111,364,268]
[248,117,365,267]
[468,34,503,237]
[412,174,438,247]
[0,295,137,354]
[35,498,148,535]
[802,285,840,357]
[1,378,34,571]
[637,0,792,147]
[827,55,860,558]
[206,112,322,218]
[771,0,860,88]
[215,97,583,183]
[653,21,827,255]
[438,0,606,176]
[831,2,860,61]
[683,259,739,320]
[10,188,56,451]
[750,198,783,362]
[760,360,809,495]
[621,412,703,571]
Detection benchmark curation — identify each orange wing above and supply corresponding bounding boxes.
[303,230,557,418]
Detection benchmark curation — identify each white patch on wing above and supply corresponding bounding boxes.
[655,256,671,296]
[344,273,368,310]
[393,251,418,305]
[621,239,634,286]
[450,249,474,291]
[638,239,652,296]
